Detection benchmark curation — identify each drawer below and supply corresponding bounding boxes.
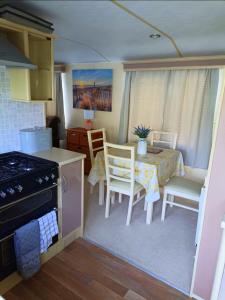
[84,159,92,175]
[92,140,104,152]
[67,130,80,144]
[91,131,104,140]
[67,144,90,159]
[80,132,88,146]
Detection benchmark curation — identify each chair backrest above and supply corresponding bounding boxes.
[150,131,177,150]
[87,128,106,166]
[104,142,135,195]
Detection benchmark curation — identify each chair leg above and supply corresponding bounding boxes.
[90,185,94,194]
[118,193,122,203]
[126,195,134,226]
[146,202,153,224]
[169,195,174,207]
[144,198,148,211]
[99,181,104,206]
[105,189,111,218]
[161,192,168,221]
[111,192,115,204]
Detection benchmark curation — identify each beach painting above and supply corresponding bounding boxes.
[72,69,113,111]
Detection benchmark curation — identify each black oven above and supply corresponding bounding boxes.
[0,186,58,280]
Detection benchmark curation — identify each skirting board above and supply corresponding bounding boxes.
[192,293,205,300]
[63,226,82,248]
[0,226,82,295]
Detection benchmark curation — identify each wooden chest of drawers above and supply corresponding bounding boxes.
[67,127,91,174]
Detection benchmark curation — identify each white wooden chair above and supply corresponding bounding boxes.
[104,142,145,225]
[161,176,203,222]
[87,128,106,166]
[87,128,106,201]
[150,131,177,150]
[87,128,117,205]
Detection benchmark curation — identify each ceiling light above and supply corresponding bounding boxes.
[149,34,161,39]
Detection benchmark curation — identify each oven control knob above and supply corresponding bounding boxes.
[51,174,55,179]
[15,184,23,193]
[0,191,6,198]
[7,188,15,195]
[37,178,43,184]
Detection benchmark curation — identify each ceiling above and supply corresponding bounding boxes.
[2,0,225,63]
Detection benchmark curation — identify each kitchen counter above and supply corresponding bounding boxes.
[33,147,86,165]
[34,146,85,245]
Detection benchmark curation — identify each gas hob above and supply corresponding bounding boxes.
[0,151,58,208]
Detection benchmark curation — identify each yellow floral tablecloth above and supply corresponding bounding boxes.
[88,146,185,203]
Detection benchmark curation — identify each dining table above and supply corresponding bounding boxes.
[88,143,185,224]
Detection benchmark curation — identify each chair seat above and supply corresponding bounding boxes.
[109,179,144,196]
[165,176,202,201]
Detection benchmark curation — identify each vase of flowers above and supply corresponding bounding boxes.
[133,125,151,155]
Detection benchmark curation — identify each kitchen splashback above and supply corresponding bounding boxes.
[0,66,45,153]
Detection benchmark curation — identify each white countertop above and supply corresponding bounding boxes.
[33,147,86,166]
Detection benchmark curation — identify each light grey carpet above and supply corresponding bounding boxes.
[84,186,197,294]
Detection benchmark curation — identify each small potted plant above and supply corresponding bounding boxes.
[133,125,151,155]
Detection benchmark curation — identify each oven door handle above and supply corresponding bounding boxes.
[0,185,57,211]
[0,202,57,225]
[0,208,58,243]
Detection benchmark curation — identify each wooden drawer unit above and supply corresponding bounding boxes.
[67,128,92,175]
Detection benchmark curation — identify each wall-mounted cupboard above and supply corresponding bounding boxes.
[0,18,54,102]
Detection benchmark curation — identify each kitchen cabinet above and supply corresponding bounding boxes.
[33,148,85,246]
[67,127,92,175]
[67,127,103,175]
[60,161,82,238]
[0,18,54,102]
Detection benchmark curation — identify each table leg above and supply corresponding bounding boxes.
[99,180,104,206]
[90,184,94,194]
[146,202,153,224]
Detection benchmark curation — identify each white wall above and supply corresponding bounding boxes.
[0,66,45,153]
[62,62,125,142]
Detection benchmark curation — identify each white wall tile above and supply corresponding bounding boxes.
[0,66,45,153]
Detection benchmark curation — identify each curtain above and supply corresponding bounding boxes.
[55,73,66,140]
[127,69,219,169]
[118,72,132,144]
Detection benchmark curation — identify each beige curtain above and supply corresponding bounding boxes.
[128,69,219,169]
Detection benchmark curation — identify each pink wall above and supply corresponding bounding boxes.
[194,94,225,299]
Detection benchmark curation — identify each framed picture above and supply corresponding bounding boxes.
[72,69,113,112]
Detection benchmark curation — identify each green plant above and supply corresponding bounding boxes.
[133,125,151,139]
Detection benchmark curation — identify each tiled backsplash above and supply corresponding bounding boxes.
[0,66,45,153]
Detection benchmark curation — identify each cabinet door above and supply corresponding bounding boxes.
[4,29,31,100]
[29,33,53,101]
[61,161,82,237]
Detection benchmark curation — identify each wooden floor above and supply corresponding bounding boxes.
[4,239,191,300]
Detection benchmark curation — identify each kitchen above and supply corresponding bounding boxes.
[0,3,86,298]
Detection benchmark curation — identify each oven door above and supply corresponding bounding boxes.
[0,186,58,281]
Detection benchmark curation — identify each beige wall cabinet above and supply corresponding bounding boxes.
[0,19,54,102]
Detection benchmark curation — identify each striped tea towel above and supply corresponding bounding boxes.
[38,210,59,253]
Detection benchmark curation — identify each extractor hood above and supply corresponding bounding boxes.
[0,32,36,69]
